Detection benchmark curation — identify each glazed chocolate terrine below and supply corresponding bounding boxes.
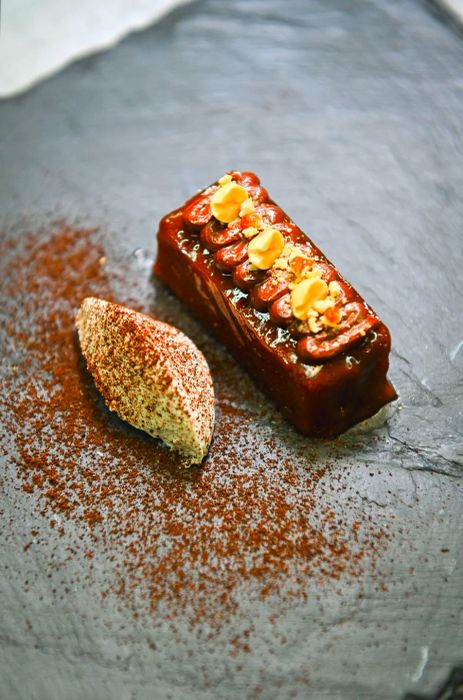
[154,171,396,437]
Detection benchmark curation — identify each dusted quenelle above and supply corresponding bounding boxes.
[154,171,397,437]
[76,298,215,464]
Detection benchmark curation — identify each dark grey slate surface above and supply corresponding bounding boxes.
[0,1,462,698]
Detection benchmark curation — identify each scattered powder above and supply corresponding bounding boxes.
[0,223,390,629]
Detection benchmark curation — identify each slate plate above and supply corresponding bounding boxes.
[0,1,462,699]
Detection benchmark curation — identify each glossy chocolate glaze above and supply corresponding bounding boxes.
[154,172,397,437]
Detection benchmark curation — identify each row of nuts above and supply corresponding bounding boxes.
[210,175,344,335]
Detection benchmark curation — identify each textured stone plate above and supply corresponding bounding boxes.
[0,1,462,698]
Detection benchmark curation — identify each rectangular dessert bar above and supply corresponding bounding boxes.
[154,171,396,437]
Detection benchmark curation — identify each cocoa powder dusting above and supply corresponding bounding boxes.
[0,223,390,629]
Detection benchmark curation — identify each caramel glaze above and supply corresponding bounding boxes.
[154,171,397,437]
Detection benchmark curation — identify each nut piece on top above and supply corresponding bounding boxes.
[291,278,329,320]
[210,181,249,223]
[248,228,285,270]
[76,297,215,466]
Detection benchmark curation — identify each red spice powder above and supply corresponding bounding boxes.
[0,223,389,627]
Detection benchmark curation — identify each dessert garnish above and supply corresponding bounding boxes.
[76,297,215,465]
[154,171,397,436]
[248,228,285,270]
